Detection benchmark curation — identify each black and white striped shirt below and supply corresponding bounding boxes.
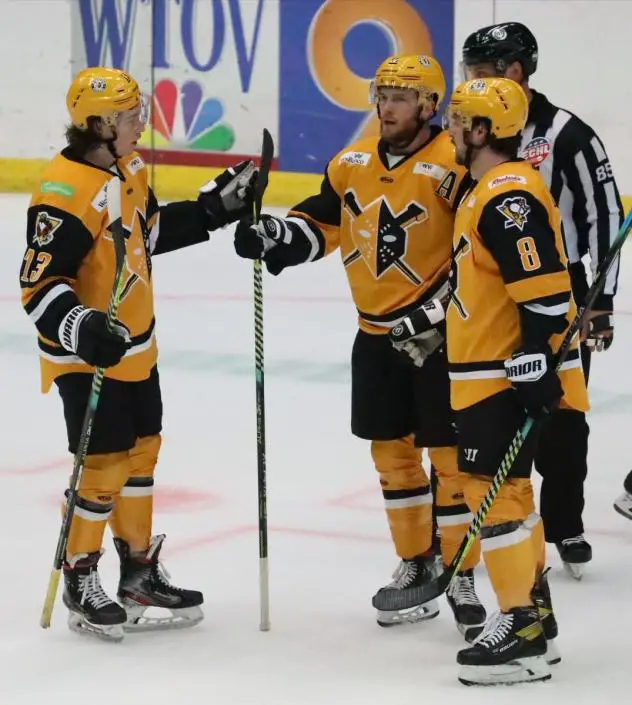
[520,90,623,309]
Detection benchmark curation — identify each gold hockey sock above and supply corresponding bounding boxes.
[465,475,536,612]
[372,435,432,559]
[109,434,161,553]
[65,450,129,559]
[430,446,480,569]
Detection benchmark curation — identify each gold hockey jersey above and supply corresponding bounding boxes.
[21,149,210,392]
[446,159,589,412]
[278,127,468,333]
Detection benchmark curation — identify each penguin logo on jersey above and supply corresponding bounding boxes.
[34,211,63,247]
[496,196,530,231]
[342,190,428,284]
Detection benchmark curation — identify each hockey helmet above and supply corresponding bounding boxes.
[445,77,529,140]
[370,54,446,112]
[462,22,538,77]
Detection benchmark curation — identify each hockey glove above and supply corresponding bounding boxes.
[234,214,285,260]
[198,160,257,229]
[58,305,131,368]
[389,297,446,367]
[504,344,563,418]
[583,311,614,352]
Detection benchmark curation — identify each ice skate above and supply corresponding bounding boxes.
[457,607,550,686]
[115,534,204,632]
[556,535,591,580]
[372,554,440,627]
[63,550,127,642]
[446,568,487,642]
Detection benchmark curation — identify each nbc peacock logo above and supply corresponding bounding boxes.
[139,79,235,152]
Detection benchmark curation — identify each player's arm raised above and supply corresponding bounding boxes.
[233,163,342,275]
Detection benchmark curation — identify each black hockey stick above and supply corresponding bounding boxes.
[40,176,128,628]
[384,207,632,610]
[253,128,274,631]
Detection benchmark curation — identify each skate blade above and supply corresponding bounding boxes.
[545,639,561,665]
[458,656,551,686]
[562,561,584,581]
[613,499,632,520]
[376,600,440,627]
[123,604,204,633]
[68,612,125,643]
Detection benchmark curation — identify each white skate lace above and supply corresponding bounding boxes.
[448,573,481,606]
[78,570,113,610]
[473,611,513,648]
[561,535,586,546]
[387,560,418,590]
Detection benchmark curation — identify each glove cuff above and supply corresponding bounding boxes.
[58,305,91,353]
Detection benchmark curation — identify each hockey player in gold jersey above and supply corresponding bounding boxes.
[232,55,486,638]
[20,67,256,641]
[396,77,588,684]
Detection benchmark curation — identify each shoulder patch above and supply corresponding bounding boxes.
[520,137,551,168]
[40,180,75,198]
[126,155,145,175]
[413,162,447,179]
[91,184,108,212]
[338,151,372,167]
[34,211,63,246]
[488,174,528,189]
[495,196,531,231]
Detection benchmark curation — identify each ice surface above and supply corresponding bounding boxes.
[1,193,630,704]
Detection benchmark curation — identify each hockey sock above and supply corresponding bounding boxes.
[430,446,480,570]
[372,435,432,559]
[109,434,160,553]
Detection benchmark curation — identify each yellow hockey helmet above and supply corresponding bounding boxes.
[446,77,528,139]
[370,54,446,111]
[66,67,143,130]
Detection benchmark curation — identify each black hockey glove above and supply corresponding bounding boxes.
[234,214,285,260]
[584,311,614,352]
[504,343,562,418]
[198,160,257,229]
[58,305,131,368]
[389,297,446,368]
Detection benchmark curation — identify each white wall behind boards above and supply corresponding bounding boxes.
[0,0,630,193]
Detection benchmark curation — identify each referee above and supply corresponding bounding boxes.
[460,21,623,579]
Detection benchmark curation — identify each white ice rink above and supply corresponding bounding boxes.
[1,192,631,704]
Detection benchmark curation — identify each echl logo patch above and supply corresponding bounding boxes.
[521,137,551,168]
[34,211,63,246]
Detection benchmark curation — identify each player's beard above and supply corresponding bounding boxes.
[382,117,426,152]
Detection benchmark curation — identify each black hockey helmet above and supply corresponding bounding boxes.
[462,22,538,77]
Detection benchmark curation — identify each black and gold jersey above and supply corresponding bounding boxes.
[446,159,589,412]
[21,149,210,392]
[265,127,469,333]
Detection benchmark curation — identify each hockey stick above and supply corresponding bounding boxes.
[253,128,274,631]
[40,175,128,628]
[407,206,632,607]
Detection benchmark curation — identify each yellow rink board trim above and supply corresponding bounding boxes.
[2,157,632,215]
[0,157,322,209]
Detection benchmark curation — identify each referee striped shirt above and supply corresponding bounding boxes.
[519,90,623,309]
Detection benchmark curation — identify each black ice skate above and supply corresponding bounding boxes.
[372,553,440,627]
[63,551,127,642]
[531,568,560,665]
[445,568,487,642]
[614,470,632,520]
[556,534,592,580]
[457,607,550,686]
[114,534,204,632]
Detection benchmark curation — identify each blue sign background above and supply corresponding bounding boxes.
[279,0,455,173]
